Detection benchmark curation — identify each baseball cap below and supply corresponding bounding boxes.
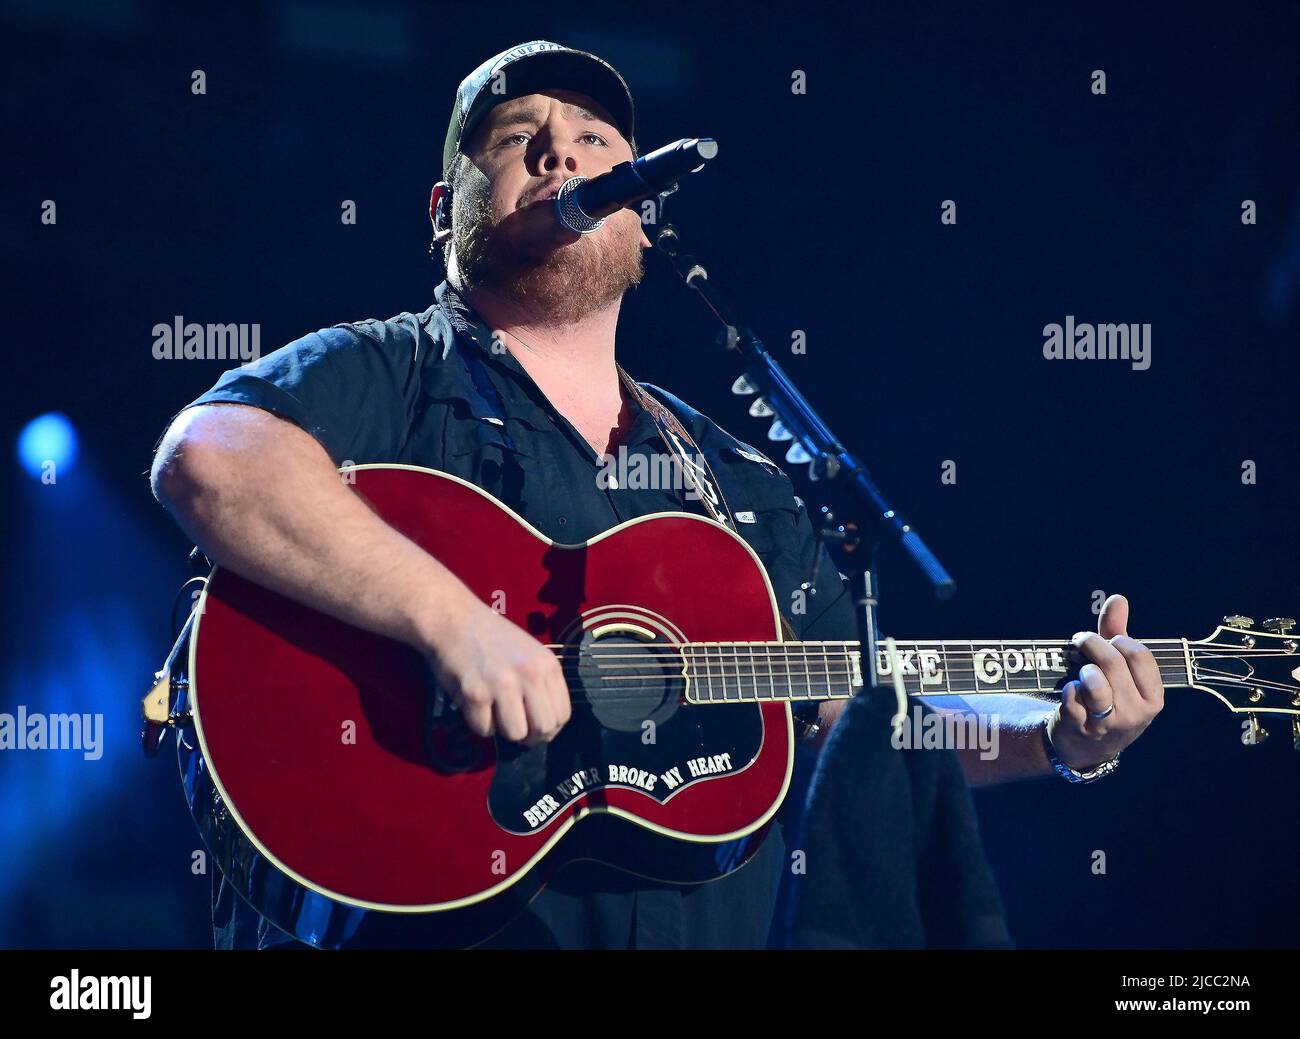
[442,40,637,179]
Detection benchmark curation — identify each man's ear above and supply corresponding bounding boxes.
[429,181,454,243]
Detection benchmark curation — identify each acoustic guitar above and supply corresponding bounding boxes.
[142,464,1300,948]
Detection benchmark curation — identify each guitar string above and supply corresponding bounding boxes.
[549,650,1291,675]
[584,671,1300,697]
[540,644,1294,658]
[544,658,1297,697]
[572,669,1299,694]
[544,675,1298,701]
[552,650,1212,663]
[551,657,1293,687]
[551,650,1290,679]
[543,634,1294,650]
[551,677,1297,701]
[550,653,1260,676]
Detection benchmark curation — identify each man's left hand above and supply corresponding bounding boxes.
[1051,593,1165,769]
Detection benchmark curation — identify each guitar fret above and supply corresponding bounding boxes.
[1034,643,1054,693]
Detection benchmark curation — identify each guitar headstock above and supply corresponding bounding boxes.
[1190,616,1300,746]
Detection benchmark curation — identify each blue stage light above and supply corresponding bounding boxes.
[17,412,79,479]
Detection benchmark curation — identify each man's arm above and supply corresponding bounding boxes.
[932,594,1165,787]
[929,695,1056,786]
[151,402,571,745]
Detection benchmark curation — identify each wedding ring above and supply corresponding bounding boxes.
[1089,703,1115,720]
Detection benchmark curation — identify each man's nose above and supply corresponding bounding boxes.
[531,125,581,178]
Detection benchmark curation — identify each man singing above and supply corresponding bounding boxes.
[150,41,1165,949]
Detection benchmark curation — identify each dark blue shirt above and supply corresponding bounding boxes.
[189,279,859,949]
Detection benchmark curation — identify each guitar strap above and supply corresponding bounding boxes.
[615,364,738,533]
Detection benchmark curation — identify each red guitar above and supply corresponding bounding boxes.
[147,464,1300,948]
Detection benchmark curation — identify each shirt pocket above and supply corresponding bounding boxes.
[719,447,801,563]
[440,402,537,511]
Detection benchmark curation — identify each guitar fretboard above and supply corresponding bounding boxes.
[675,639,1193,704]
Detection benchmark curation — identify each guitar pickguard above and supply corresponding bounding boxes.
[490,700,763,834]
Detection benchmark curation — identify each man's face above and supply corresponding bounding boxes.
[448,88,647,319]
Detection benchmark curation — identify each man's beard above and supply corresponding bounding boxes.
[452,186,644,324]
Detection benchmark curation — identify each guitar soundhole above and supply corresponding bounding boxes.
[572,630,684,734]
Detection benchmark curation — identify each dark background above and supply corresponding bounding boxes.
[2,0,1297,948]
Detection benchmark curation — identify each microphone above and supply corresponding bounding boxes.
[554,137,719,234]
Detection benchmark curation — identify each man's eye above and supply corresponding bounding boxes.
[500,132,530,146]
[581,133,608,146]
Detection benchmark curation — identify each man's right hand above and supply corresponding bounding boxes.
[423,598,572,746]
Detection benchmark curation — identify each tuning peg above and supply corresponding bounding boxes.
[1246,714,1269,745]
[731,374,758,396]
[786,442,812,464]
[768,420,793,442]
[1292,717,1300,751]
[748,397,774,417]
[1222,615,1255,629]
[1262,617,1296,634]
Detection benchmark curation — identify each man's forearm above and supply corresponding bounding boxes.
[151,403,476,655]
[935,695,1056,787]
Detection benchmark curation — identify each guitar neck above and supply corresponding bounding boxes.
[680,638,1194,704]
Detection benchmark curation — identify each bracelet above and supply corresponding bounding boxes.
[1041,717,1120,784]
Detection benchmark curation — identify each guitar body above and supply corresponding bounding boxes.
[180,464,794,948]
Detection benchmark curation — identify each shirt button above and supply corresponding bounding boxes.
[558,517,567,526]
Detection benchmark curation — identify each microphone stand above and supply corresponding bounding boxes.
[650,220,956,692]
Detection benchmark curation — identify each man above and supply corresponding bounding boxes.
[150,41,1165,949]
